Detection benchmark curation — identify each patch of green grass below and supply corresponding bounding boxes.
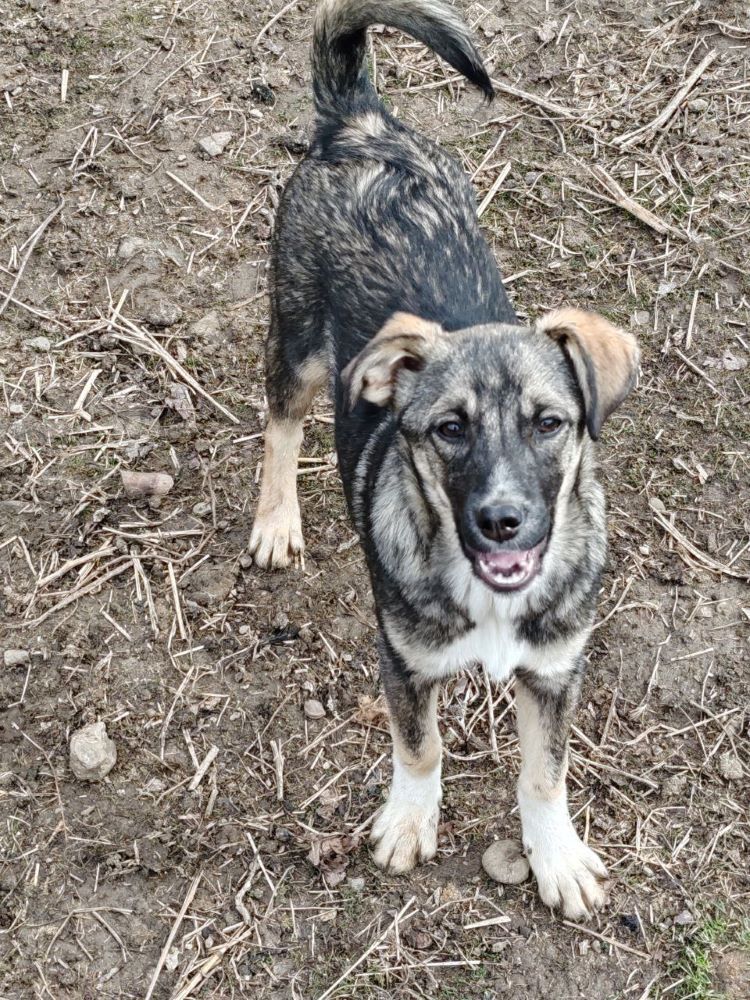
[435,964,491,998]
[669,913,749,1000]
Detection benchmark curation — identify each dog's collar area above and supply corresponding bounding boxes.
[465,537,547,593]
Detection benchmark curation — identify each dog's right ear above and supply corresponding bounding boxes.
[342,312,442,409]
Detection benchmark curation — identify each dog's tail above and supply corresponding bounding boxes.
[312,0,493,118]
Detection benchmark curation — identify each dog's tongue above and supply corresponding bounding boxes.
[474,544,543,591]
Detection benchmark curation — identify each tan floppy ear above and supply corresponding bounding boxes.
[537,308,639,440]
[342,312,443,409]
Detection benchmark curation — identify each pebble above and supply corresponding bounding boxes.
[24,335,51,352]
[137,291,183,328]
[198,131,233,157]
[117,235,150,260]
[536,19,558,43]
[304,699,326,720]
[121,470,174,499]
[718,751,743,782]
[69,721,117,781]
[688,98,709,112]
[482,839,530,885]
[4,649,30,667]
[348,876,365,892]
[190,310,223,340]
[662,773,688,798]
[186,561,237,606]
[674,910,694,926]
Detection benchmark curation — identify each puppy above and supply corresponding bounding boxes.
[250,0,638,919]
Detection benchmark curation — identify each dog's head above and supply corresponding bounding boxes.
[343,310,639,593]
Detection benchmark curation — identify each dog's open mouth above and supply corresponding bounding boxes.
[471,539,546,593]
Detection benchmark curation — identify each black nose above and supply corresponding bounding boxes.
[476,504,524,542]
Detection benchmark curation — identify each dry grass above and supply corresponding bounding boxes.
[0,1,748,998]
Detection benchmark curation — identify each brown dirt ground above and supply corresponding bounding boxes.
[1,1,749,998]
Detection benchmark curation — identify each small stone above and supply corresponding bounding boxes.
[662,773,688,798]
[479,13,502,36]
[198,131,233,156]
[192,501,213,516]
[189,310,224,343]
[718,752,743,782]
[117,235,149,260]
[674,910,694,926]
[24,336,51,352]
[9,403,23,415]
[186,561,237,606]
[649,497,667,515]
[482,839,530,885]
[121,470,174,499]
[688,98,708,112]
[69,721,117,781]
[348,876,365,892]
[304,699,326,720]
[166,382,195,422]
[4,649,30,667]
[273,611,289,631]
[137,290,182,328]
[536,19,558,43]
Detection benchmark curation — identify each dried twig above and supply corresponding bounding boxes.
[651,501,749,580]
[0,201,64,317]
[316,897,416,1000]
[582,163,684,238]
[144,872,202,1000]
[614,50,718,146]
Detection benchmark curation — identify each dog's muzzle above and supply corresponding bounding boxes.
[469,538,546,592]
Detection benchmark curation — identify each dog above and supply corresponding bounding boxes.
[249,0,639,919]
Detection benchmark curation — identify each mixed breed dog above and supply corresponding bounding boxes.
[249,0,639,919]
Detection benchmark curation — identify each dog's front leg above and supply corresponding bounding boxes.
[370,643,442,873]
[515,664,608,919]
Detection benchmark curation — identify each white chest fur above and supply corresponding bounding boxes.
[385,586,584,683]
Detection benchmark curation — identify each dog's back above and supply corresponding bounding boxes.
[272,0,516,386]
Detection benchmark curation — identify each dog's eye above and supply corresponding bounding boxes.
[537,416,562,434]
[437,419,465,440]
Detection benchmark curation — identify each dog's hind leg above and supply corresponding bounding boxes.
[249,307,328,569]
[370,639,442,872]
[514,663,609,920]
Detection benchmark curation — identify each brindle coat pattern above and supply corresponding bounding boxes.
[250,0,639,919]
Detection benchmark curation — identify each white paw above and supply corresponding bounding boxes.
[519,789,609,920]
[249,502,304,569]
[370,757,441,873]
[526,828,608,920]
[370,797,439,873]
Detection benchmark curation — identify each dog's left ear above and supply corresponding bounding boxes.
[537,308,639,440]
[342,312,443,409]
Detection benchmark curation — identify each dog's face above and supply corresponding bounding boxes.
[344,311,639,594]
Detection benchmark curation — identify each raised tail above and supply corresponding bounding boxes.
[311,0,493,118]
